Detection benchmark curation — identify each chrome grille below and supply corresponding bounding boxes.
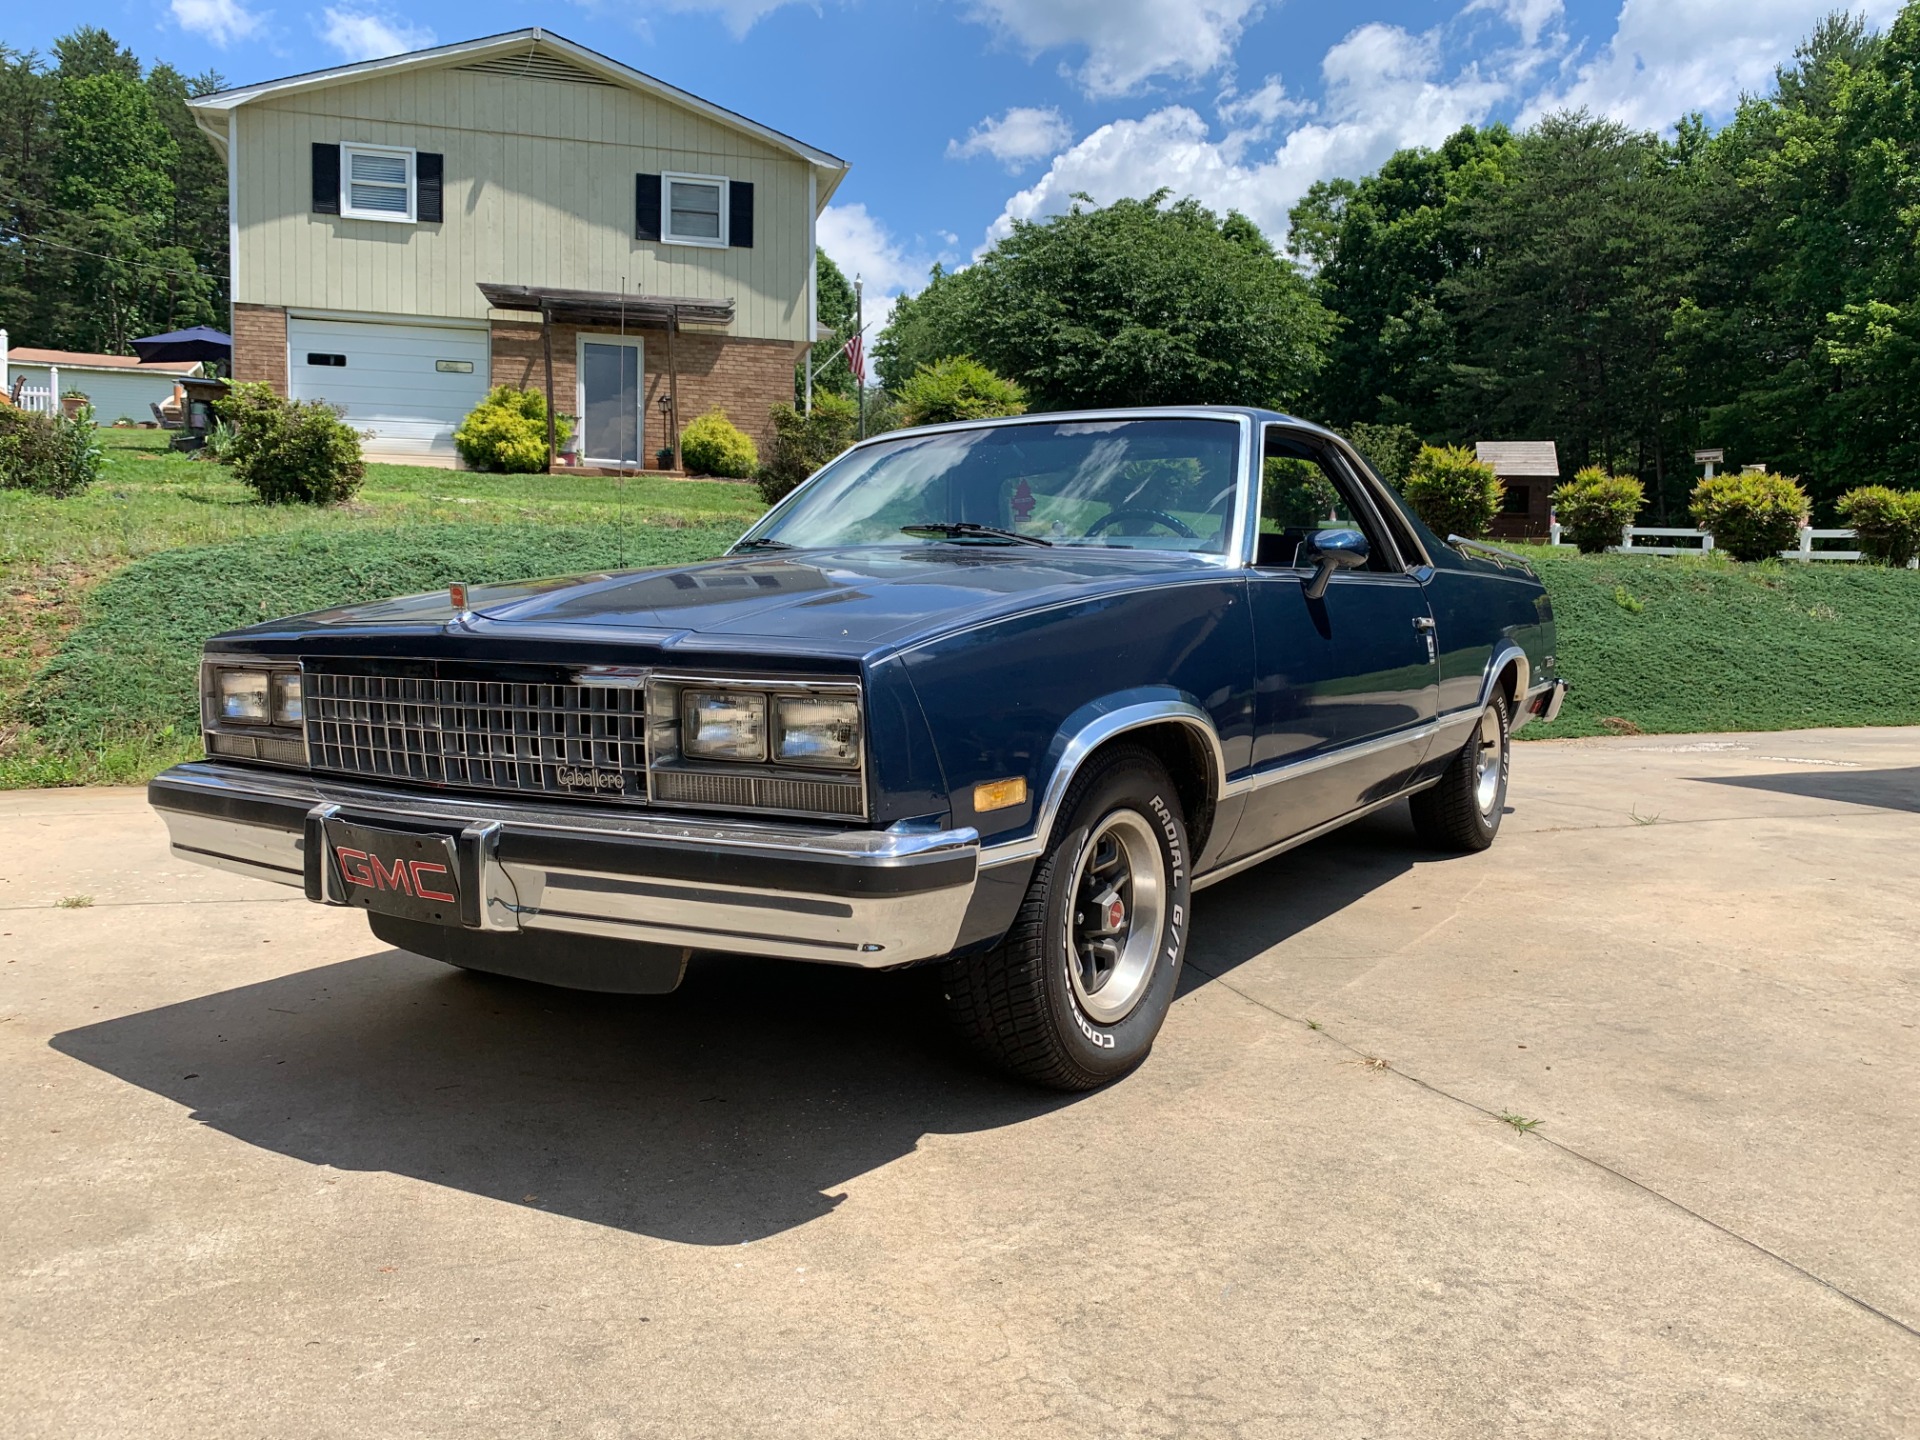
[306,671,646,801]
[650,767,863,818]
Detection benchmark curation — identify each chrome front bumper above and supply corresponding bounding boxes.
[150,762,982,968]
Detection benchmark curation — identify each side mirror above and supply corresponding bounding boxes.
[1302,528,1369,600]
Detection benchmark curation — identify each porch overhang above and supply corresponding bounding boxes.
[477,284,734,329]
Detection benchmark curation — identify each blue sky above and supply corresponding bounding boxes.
[14,0,1905,326]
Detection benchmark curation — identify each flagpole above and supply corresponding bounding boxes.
[855,277,866,440]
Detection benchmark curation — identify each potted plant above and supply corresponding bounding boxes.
[656,446,676,471]
[60,389,90,420]
[556,416,580,465]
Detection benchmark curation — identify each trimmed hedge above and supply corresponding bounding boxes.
[1690,471,1808,562]
[679,408,759,479]
[1402,444,1503,540]
[1837,486,1920,567]
[1552,467,1644,555]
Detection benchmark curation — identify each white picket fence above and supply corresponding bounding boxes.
[1548,519,1916,567]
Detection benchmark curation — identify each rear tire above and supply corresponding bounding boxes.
[942,746,1191,1091]
[1410,691,1510,853]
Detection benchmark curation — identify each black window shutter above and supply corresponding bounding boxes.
[312,143,341,215]
[729,180,754,248]
[636,173,662,241]
[416,152,444,223]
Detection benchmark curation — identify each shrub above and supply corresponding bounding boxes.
[1552,467,1644,555]
[1263,457,1340,527]
[760,391,858,505]
[0,402,105,497]
[1837,486,1920,567]
[1402,444,1503,540]
[453,386,570,473]
[897,356,1027,427]
[679,408,759,478]
[1690,471,1807,562]
[1344,422,1421,488]
[215,381,365,505]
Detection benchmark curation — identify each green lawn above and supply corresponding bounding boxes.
[0,430,765,786]
[5,442,1919,789]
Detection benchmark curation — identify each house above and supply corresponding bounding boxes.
[1475,441,1561,539]
[187,29,847,467]
[0,336,202,423]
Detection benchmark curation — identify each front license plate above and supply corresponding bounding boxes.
[324,820,461,925]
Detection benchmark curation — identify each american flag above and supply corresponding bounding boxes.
[843,331,865,385]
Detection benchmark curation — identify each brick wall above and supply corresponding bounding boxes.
[231,304,288,396]
[491,320,800,463]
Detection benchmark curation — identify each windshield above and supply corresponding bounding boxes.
[743,418,1244,555]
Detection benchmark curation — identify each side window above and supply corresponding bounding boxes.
[1257,428,1399,571]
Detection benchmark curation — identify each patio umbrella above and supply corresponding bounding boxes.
[131,326,233,366]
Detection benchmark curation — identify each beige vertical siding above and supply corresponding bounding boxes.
[234,63,815,341]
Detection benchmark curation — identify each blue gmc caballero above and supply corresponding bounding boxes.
[150,408,1565,1090]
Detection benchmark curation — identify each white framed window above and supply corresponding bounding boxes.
[342,143,416,223]
[663,173,728,247]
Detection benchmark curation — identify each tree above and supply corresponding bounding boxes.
[799,248,858,401]
[878,193,1332,411]
[0,28,224,355]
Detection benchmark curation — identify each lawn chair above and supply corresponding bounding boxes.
[150,400,185,430]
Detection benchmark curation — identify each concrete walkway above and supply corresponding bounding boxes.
[2,729,1916,1437]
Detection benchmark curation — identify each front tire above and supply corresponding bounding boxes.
[942,746,1191,1091]
[1410,690,1511,852]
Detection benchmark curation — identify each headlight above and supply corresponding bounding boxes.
[272,673,304,725]
[218,669,272,723]
[682,690,768,762]
[774,696,860,768]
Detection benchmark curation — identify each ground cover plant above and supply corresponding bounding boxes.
[6,522,741,786]
[1522,549,1920,737]
[0,428,764,786]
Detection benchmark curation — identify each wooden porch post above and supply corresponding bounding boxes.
[541,304,557,470]
[666,303,681,471]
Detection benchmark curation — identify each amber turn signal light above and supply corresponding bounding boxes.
[973,777,1029,813]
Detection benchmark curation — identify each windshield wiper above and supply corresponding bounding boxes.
[732,536,793,551]
[900,521,1052,548]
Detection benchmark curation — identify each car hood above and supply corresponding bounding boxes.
[282,547,1220,652]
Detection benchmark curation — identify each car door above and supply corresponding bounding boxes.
[1222,426,1440,864]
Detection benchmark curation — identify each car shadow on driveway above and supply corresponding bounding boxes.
[50,950,1070,1245]
[1178,803,1432,995]
[48,805,1448,1246]
[1693,765,1920,815]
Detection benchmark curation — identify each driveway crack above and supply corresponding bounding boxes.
[1183,957,1920,1344]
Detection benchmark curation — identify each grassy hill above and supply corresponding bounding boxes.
[1522,550,1920,738]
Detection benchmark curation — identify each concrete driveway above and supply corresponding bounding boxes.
[3,728,1916,1438]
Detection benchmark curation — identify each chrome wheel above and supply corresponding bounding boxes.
[1065,809,1166,1026]
[1474,704,1508,816]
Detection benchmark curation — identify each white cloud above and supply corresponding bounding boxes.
[316,6,436,61]
[984,22,1511,247]
[1522,0,1906,129]
[1215,75,1312,129]
[818,203,943,341]
[650,0,813,39]
[1464,0,1564,48]
[965,0,1265,98]
[171,0,265,47]
[948,107,1075,169]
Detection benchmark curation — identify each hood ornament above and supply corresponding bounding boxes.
[448,582,473,624]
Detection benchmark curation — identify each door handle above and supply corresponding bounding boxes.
[1413,617,1436,632]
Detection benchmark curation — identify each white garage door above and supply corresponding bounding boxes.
[287,317,490,461]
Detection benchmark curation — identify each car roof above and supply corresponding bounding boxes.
[846,405,1341,449]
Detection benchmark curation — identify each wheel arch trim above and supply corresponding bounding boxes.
[979,695,1226,870]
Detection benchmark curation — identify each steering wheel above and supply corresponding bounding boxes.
[1084,508,1199,540]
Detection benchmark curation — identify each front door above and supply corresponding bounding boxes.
[1223,426,1440,864]
[579,337,643,466]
